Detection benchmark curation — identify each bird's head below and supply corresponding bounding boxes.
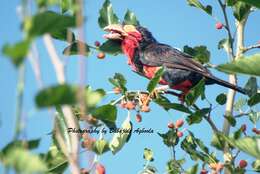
[103,24,157,48]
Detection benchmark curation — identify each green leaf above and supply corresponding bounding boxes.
[51,29,75,42]
[244,77,258,97]
[234,97,247,111]
[154,96,192,113]
[222,136,260,159]
[186,108,210,125]
[248,110,260,124]
[26,11,76,38]
[187,0,212,15]
[147,67,164,93]
[185,79,205,106]
[98,0,119,29]
[85,87,106,108]
[143,148,154,162]
[35,84,77,107]
[211,133,225,150]
[108,73,127,93]
[227,0,237,6]
[45,145,68,173]
[186,164,199,174]
[99,40,122,55]
[166,159,185,174]
[217,54,260,76]
[233,2,251,21]
[183,45,210,64]
[92,104,117,128]
[216,93,227,105]
[61,0,71,14]
[218,38,231,50]
[92,139,110,155]
[123,9,140,25]
[109,115,132,154]
[252,160,260,172]
[158,129,179,147]
[224,115,237,127]
[238,0,260,8]
[2,39,31,67]
[248,93,260,106]
[3,147,47,173]
[63,41,90,56]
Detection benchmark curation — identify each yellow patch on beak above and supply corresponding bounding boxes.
[123,25,137,33]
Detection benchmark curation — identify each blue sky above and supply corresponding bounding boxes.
[0,0,260,173]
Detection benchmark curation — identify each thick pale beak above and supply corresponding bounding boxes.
[103,24,128,40]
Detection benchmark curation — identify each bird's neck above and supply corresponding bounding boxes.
[121,35,141,70]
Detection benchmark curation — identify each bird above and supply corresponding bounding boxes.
[103,24,246,101]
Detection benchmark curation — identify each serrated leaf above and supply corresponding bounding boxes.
[154,96,192,113]
[252,160,260,172]
[63,41,90,56]
[183,45,210,64]
[123,9,140,26]
[143,148,154,161]
[244,77,258,97]
[221,135,260,159]
[98,0,119,29]
[217,54,260,76]
[216,93,227,105]
[109,116,132,154]
[92,139,110,155]
[26,11,76,38]
[238,0,260,8]
[186,108,210,125]
[187,0,212,15]
[248,111,260,124]
[35,84,77,107]
[233,2,251,21]
[185,79,205,106]
[92,104,117,128]
[186,164,198,174]
[248,93,260,106]
[147,67,164,93]
[2,39,31,67]
[108,73,127,93]
[218,38,231,50]
[51,29,75,42]
[45,145,68,173]
[234,98,247,111]
[166,159,185,174]
[99,40,122,55]
[158,129,179,147]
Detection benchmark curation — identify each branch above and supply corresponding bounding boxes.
[43,34,80,174]
[242,43,260,53]
[217,0,235,59]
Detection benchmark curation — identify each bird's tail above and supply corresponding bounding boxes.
[206,76,246,94]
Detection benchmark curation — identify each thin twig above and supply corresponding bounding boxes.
[242,43,260,53]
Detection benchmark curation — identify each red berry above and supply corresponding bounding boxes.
[216,22,224,30]
[175,119,184,128]
[95,41,101,47]
[252,128,260,134]
[177,131,183,137]
[125,101,136,110]
[239,160,248,168]
[241,124,247,132]
[97,52,105,59]
[168,122,175,129]
[96,163,105,174]
[136,114,142,122]
[200,169,208,174]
